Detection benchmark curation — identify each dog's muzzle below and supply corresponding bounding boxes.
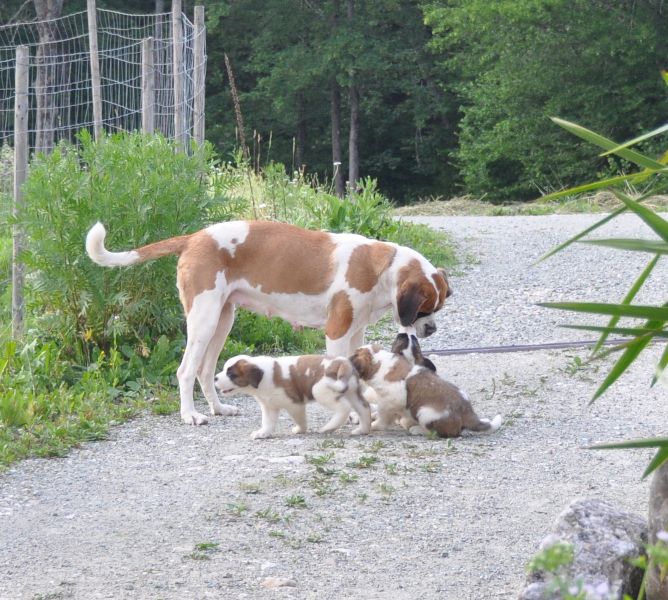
[414,315,437,338]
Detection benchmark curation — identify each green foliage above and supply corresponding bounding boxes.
[424,0,668,201]
[20,131,214,360]
[541,109,668,475]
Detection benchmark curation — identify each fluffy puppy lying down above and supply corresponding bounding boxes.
[215,355,372,439]
[350,337,502,437]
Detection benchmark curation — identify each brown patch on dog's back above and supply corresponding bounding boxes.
[273,356,325,403]
[385,356,413,382]
[345,243,396,293]
[179,221,338,313]
[326,291,354,340]
[227,222,336,295]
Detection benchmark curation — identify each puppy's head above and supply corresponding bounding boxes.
[396,266,452,338]
[214,356,264,394]
[349,344,383,381]
[391,333,437,372]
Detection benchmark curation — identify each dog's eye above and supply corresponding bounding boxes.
[227,368,238,380]
[416,312,431,319]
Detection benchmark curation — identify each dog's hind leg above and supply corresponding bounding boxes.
[197,303,239,417]
[178,296,225,426]
[348,390,371,435]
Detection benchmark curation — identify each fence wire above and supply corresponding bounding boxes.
[0,7,205,308]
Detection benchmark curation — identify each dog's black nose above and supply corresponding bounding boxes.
[424,323,437,336]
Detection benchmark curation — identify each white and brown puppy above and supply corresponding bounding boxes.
[350,341,502,438]
[85,220,451,426]
[214,354,372,439]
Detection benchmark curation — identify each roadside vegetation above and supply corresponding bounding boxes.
[0,131,455,469]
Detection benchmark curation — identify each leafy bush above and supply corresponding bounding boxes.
[540,117,668,476]
[20,131,214,360]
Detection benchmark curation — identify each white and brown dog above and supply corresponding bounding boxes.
[85,220,451,426]
[350,336,502,438]
[214,354,372,438]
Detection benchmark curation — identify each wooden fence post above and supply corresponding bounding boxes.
[171,0,185,149]
[12,45,29,340]
[193,5,205,146]
[141,37,155,134]
[87,0,103,140]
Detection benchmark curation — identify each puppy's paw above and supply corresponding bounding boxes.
[291,424,306,434]
[181,411,209,426]
[351,425,370,435]
[211,402,240,417]
[250,429,273,440]
[370,420,387,431]
[408,425,427,436]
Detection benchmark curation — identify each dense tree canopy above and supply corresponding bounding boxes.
[2,0,668,202]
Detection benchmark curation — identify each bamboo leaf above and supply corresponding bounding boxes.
[591,437,668,450]
[601,123,668,156]
[592,254,660,353]
[539,172,651,203]
[651,344,668,387]
[540,301,668,321]
[561,324,668,338]
[579,239,668,254]
[591,337,654,401]
[611,190,668,243]
[551,117,667,170]
[643,447,668,479]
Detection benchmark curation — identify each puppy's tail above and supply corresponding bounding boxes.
[86,222,190,268]
[465,412,503,434]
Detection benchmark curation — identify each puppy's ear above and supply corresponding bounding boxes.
[237,360,264,388]
[350,348,373,379]
[410,335,437,372]
[391,333,410,355]
[397,283,426,327]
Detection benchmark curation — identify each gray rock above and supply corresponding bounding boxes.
[519,498,647,599]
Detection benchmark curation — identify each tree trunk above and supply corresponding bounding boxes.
[347,0,359,192]
[330,81,344,197]
[647,461,668,600]
[33,0,64,154]
[295,92,306,172]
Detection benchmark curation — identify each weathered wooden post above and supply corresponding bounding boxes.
[171,0,185,148]
[141,37,155,134]
[87,0,103,140]
[12,45,29,340]
[193,5,205,146]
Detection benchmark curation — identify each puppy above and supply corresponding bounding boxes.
[391,328,437,372]
[215,354,372,439]
[350,339,502,438]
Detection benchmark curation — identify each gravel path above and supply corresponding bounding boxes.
[2,213,667,600]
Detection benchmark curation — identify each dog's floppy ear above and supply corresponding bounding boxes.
[350,348,373,379]
[391,333,410,355]
[397,282,426,327]
[236,360,264,388]
[409,334,437,372]
[435,268,453,300]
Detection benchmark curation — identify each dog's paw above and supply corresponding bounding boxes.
[351,425,370,435]
[291,424,306,434]
[181,411,209,426]
[408,425,427,436]
[370,420,387,431]
[250,429,273,440]
[211,402,240,417]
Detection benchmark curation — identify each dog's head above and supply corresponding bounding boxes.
[391,332,437,372]
[215,355,264,394]
[396,265,451,338]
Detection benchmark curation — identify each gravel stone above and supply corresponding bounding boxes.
[1,213,666,600]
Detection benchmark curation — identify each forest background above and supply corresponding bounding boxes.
[4,0,668,204]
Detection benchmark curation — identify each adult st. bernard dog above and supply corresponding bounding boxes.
[85,220,451,425]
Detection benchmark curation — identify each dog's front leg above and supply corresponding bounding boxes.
[251,402,279,439]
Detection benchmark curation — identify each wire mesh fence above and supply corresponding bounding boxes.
[0,5,206,332]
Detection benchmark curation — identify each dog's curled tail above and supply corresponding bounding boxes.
[467,413,503,434]
[86,222,190,268]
